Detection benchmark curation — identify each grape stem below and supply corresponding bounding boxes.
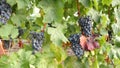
[41,23,47,32]
[76,0,80,17]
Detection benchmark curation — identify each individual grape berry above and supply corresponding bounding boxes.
[30,31,44,54]
[68,33,84,58]
[0,0,12,24]
[78,16,92,37]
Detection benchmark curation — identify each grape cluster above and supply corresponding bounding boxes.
[30,31,44,54]
[0,0,12,24]
[68,33,84,58]
[17,27,24,38]
[2,40,10,49]
[78,16,92,37]
[108,30,112,40]
[2,38,12,49]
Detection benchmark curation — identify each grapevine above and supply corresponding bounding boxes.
[68,33,84,58]
[0,0,119,68]
[78,16,92,37]
[30,31,44,54]
[0,0,12,24]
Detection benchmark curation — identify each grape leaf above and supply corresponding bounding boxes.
[11,28,19,39]
[50,44,67,63]
[114,7,120,24]
[79,0,92,8]
[47,27,68,46]
[7,0,16,6]
[112,0,120,7]
[93,0,98,10]
[100,14,109,28]
[38,0,64,23]
[102,0,112,6]
[112,23,120,35]
[87,8,100,23]
[11,14,26,26]
[0,24,18,40]
[16,0,30,9]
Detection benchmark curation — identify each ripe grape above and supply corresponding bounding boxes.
[68,33,84,58]
[2,39,12,49]
[78,16,92,37]
[2,40,10,49]
[17,27,24,38]
[68,33,80,44]
[0,0,12,24]
[108,30,112,40]
[30,31,44,54]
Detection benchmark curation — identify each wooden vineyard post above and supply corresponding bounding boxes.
[0,39,5,56]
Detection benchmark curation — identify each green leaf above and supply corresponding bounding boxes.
[102,0,112,6]
[114,36,120,47]
[47,27,68,45]
[79,0,92,7]
[11,28,19,39]
[112,0,120,7]
[116,51,120,59]
[0,24,12,39]
[7,0,16,6]
[50,44,67,63]
[100,14,109,28]
[108,49,114,59]
[16,0,29,9]
[36,58,48,68]
[99,29,108,35]
[38,0,64,23]
[93,0,98,10]
[91,56,99,68]
[113,59,120,68]
[112,23,120,35]
[98,36,106,46]
[0,24,18,39]
[11,14,26,26]
[47,61,57,68]
[114,7,120,24]
[0,55,10,68]
[87,8,100,23]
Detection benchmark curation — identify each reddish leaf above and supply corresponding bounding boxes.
[80,35,87,49]
[86,40,95,50]
[93,41,100,48]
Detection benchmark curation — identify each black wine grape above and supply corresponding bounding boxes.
[78,16,92,37]
[30,31,44,54]
[0,0,12,24]
[68,33,84,58]
[17,27,24,38]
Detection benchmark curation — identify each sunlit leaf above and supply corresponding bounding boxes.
[38,0,64,23]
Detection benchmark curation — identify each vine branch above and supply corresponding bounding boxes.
[41,23,47,32]
[76,0,80,17]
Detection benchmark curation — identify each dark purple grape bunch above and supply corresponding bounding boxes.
[2,40,11,49]
[0,0,12,24]
[30,31,44,54]
[17,27,24,38]
[78,16,92,37]
[68,33,84,58]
